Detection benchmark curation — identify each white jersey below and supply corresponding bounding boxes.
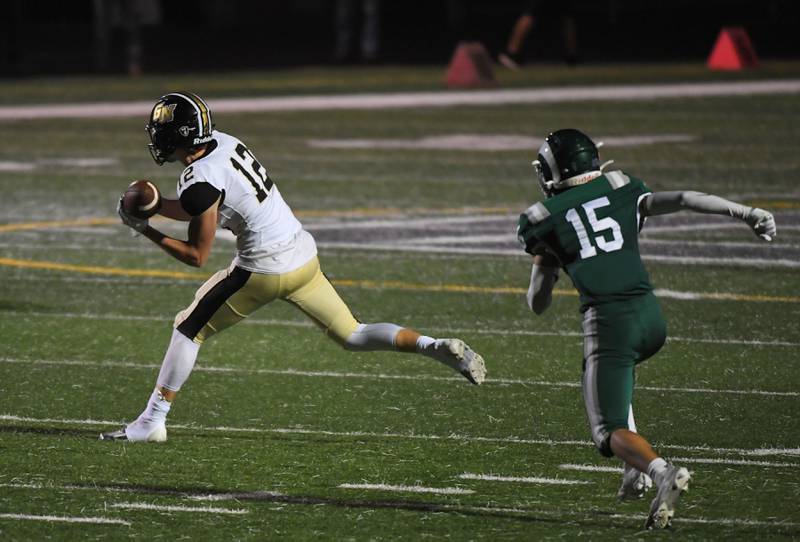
[176,130,316,274]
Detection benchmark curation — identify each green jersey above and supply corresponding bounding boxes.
[517,171,654,309]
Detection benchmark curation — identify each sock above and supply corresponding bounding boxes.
[647,457,669,483]
[343,323,402,351]
[415,335,435,351]
[139,387,171,424]
[156,328,200,392]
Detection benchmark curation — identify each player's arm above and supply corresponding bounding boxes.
[527,250,560,315]
[640,191,776,241]
[140,199,218,268]
[119,181,221,267]
[157,198,193,221]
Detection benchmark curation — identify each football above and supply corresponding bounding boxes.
[122,180,161,219]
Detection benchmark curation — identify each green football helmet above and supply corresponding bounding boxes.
[533,128,603,198]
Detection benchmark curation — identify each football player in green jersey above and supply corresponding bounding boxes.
[517,129,776,529]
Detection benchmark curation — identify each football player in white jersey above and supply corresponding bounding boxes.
[101,92,486,442]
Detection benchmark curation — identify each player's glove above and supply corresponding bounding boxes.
[745,207,776,242]
[117,196,148,234]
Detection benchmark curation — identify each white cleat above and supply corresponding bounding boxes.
[99,418,167,443]
[617,466,652,501]
[430,339,486,385]
[646,465,691,530]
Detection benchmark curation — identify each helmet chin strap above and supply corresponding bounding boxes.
[559,170,602,188]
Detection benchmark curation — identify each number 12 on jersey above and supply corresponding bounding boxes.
[565,196,624,259]
[230,143,273,203]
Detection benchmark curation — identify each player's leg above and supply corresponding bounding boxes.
[616,406,653,500]
[583,298,689,528]
[582,331,677,516]
[101,264,268,442]
[346,323,486,384]
[583,303,663,473]
[631,294,689,529]
[284,257,486,384]
[499,12,534,69]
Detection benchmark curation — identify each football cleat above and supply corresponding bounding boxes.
[617,465,652,501]
[645,465,691,530]
[430,339,486,385]
[99,419,167,443]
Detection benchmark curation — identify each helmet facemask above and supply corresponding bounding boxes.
[145,123,174,165]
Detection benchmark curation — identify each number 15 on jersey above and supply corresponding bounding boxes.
[565,196,624,260]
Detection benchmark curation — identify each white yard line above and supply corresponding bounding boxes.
[0,482,281,502]
[307,133,695,151]
[110,502,248,515]
[3,310,796,345]
[560,455,800,470]
[642,223,800,234]
[1,80,799,120]
[5,235,799,252]
[308,214,508,231]
[453,326,800,347]
[0,483,148,495]
[640,254,800,268]
[393,235,800,251]
[189,491,284,502]
[337,483,474,495]
[458,473,591,485]
[0,158,118,172]
[1,482,795,530]
[670,456,800,468]
[559,464,625,474]
[315,242,800,268]
[1,357,796,397]
[0,513,130,526]
[2,414,798,457]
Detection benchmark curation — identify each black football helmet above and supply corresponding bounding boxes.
[145,92,214,165]
[533,128,604,198]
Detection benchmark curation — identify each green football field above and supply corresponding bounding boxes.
[0,63,798,539]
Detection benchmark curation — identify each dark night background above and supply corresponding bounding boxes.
[1,0,797,76]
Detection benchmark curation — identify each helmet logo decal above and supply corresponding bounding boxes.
[152,102,177,125]
[178,125,191,137]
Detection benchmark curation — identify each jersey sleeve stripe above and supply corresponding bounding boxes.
[636,191,651,231]
[605,170,631,189]
[524,202,550,224]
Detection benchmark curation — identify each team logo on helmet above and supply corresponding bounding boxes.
[151,102,177,125]
[178,125,192,137]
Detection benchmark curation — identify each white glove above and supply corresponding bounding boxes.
[116,197,148,234]
[745,207,776,242]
